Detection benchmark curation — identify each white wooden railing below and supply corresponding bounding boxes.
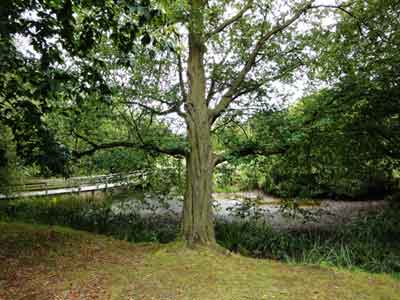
[0,171,148,199]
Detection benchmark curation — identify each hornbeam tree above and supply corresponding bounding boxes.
[146,0,349,246]
[4,0,355,246]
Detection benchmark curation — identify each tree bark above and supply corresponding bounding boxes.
[182,0,216,246]
[182,132,215,246]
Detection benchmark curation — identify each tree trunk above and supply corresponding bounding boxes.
[182,0,216,246]
[182,130,215,246]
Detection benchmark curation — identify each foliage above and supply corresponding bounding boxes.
[74,148,147,175]
[0,0,165,176]
[241,79,399,199]
[0,124,18,193]
[214,158,264,192]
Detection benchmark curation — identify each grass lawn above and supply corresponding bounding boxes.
[0,222,399,300]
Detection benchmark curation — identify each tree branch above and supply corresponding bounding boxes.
[176,51,188,103]
[214,144,288,166]
[206,47,234,104]
[231,64,301,101]
[126,101,180,116]
[206,76,216,105]
[206,1,253,39]
[309,3,355,18]
[72,134,187,159]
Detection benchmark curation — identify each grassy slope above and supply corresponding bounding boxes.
[0,222,399,300]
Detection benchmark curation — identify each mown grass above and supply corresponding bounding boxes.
[0,222,399,300]
[0,221,157,300]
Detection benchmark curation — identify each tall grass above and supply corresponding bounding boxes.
[216,208,400,274]
[0,195,179,243]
